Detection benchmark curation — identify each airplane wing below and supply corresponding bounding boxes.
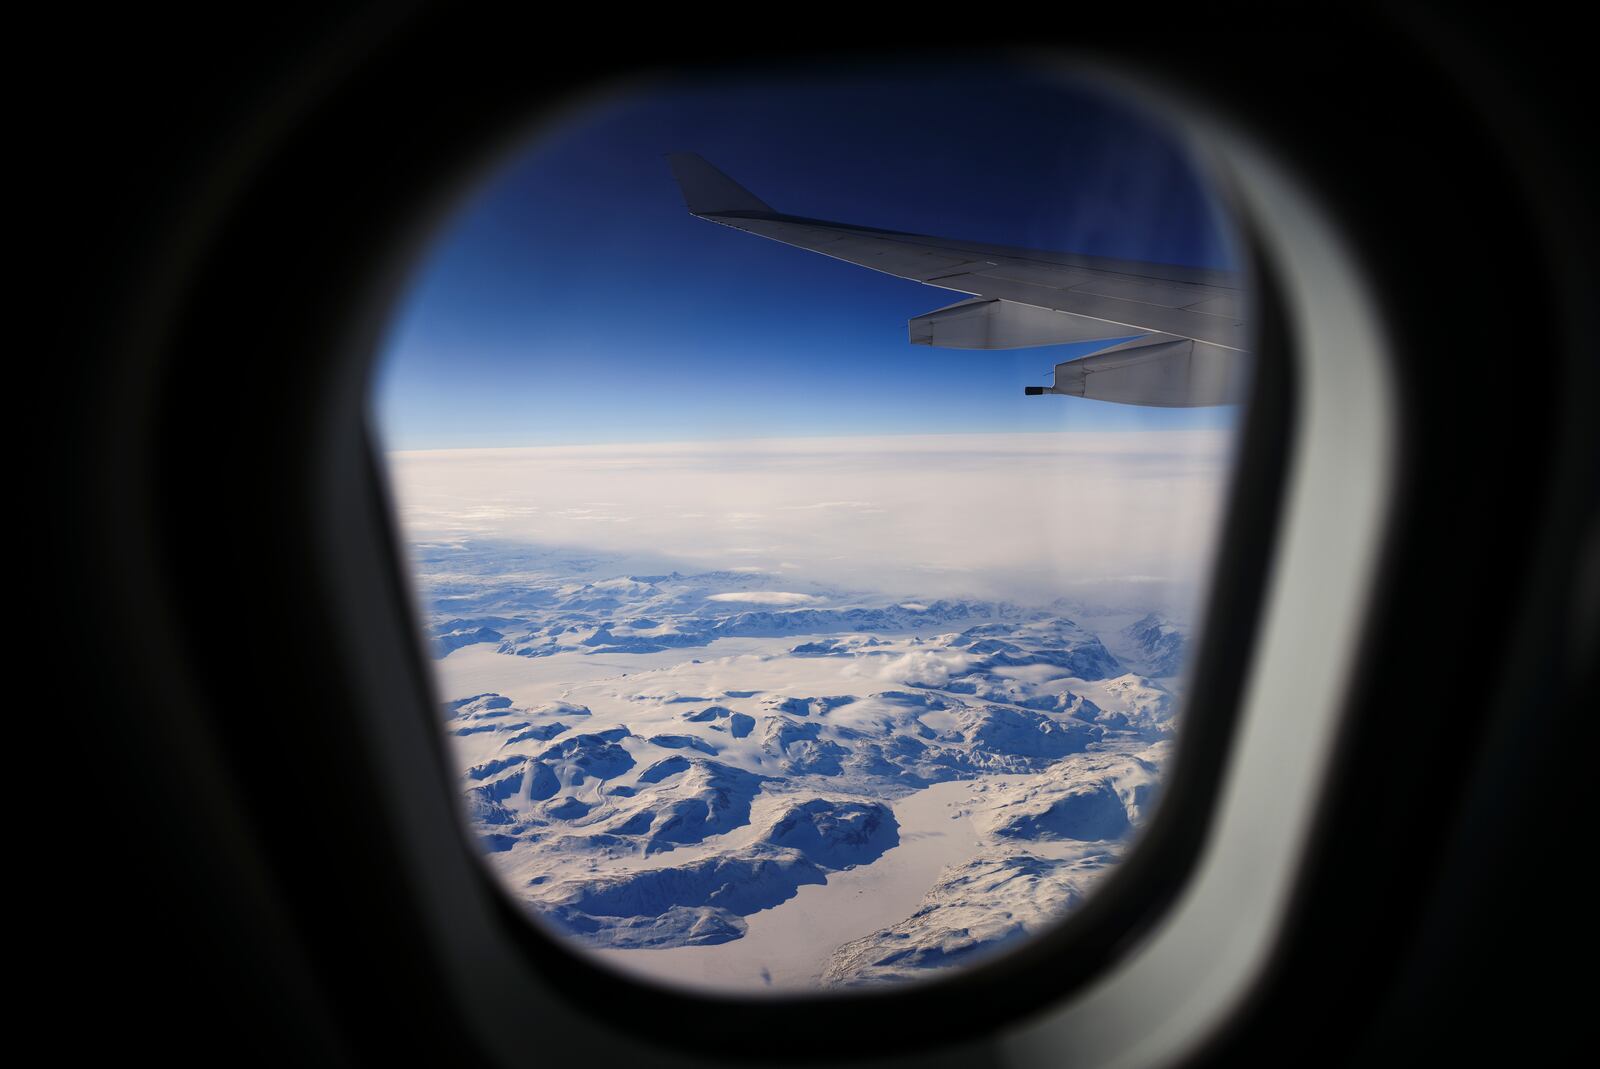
[667,152,1249,407]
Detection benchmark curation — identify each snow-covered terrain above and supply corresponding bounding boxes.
[416,540,1190,993]
[382,434,1223,993]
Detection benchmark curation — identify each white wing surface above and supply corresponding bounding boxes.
[668,152,1249,407]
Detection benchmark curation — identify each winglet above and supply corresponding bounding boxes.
[667,153,774,216]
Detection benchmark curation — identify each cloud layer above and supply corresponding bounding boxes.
[383,431,1236,605]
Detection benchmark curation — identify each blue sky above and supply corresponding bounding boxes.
[373,63,1243,451]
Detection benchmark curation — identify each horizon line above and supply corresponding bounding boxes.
[380,424,1237,457]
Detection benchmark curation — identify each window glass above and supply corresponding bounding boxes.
[373,63,1251,993]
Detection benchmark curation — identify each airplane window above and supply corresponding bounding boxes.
[370,64,1254,995]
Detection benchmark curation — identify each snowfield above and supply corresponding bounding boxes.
[415,540,1193,993]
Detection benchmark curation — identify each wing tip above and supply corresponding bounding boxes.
[667,152,774,216]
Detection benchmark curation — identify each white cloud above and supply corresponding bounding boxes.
[777,500,875,511]
[845,649,972,684]
[707,592,823,606]
[384,431,1235,604]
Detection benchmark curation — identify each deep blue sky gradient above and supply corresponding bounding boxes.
[374,65,1244,450]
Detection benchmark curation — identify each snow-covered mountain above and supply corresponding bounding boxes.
[1123,612,1188,678]
[415,540,1189,992]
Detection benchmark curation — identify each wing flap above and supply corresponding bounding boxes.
[919,268,1247,350]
